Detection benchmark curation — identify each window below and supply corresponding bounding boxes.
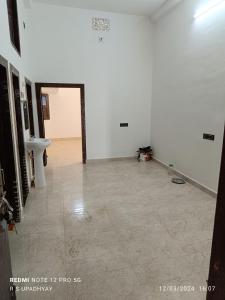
[7,0,21,54]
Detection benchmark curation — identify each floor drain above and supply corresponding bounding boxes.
[172,177,186,184]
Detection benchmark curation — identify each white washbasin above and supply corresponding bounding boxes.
[26,138,51,152]
[25,138,52,187]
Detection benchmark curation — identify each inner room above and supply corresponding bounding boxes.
[41,87,83,165]
[0,0,225,300]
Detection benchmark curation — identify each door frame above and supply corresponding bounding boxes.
[35,83,87,164]
[25,78,35,186]
[0,56,23,220]
[0,57,19,179]
[0,57,19,167]
[10,64,29,206]
[207,125,225,299]
[25,77,35,137]
[0,163,14,299]
[0,56,17,298]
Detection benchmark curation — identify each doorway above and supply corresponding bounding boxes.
[35,83,86,164]
[10,65,29,206]
[0,55,17,299]
[0,172,14,299]
[25,79,35,137]
[207,125,225,299]
[0,56,21,222]
[25,79,35,186]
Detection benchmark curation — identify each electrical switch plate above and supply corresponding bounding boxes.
[203,133,215,141]
[120,123,128,127]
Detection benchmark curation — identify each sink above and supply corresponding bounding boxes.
[26,138,51,152]
[25,138,52,187]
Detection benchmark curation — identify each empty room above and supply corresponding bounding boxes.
[0,0,225,300]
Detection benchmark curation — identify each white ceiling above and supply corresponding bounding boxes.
[31,0,168,16]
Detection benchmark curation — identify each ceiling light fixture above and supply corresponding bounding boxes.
[194,0,225,18]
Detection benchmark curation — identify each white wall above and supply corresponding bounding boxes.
[0,0,32,78]
[42,88,82,139]
[152,0,225,192]
[28,3,153,159]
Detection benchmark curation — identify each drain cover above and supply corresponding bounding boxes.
[171,177,186,184]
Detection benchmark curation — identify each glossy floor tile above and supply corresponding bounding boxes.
[9,139,216,299]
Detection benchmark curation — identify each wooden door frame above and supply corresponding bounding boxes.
[25,77,35,137]
[0,56,15,299]
[10,64,29,206]
[35,83,87,164]
[207,125,225,299]
[0,56,19,182]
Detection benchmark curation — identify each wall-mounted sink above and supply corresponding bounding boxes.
[26,138,51,152]
[25,138,51,187]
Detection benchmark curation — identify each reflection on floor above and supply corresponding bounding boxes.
[9,139,216,300]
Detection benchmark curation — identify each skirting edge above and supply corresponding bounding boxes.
[153,157,217,198]
[87,156,135,163]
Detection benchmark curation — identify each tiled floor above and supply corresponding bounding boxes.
[9,139,216,300]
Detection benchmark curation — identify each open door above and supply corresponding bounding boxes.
[25,79,35,137]
[207,125,225,299]
[0,174,15,300]
[10,66,29,206]
[0,57,20,222]
[25,80,35,185]
[0,55,16,299]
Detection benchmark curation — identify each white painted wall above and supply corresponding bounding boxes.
[0,0,32,78]
[28,3,153,159]
[0,0,36,146]
[42,88,82,139]
[151,0,225,192]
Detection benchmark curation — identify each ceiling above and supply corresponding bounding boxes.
[30,0,168,16]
